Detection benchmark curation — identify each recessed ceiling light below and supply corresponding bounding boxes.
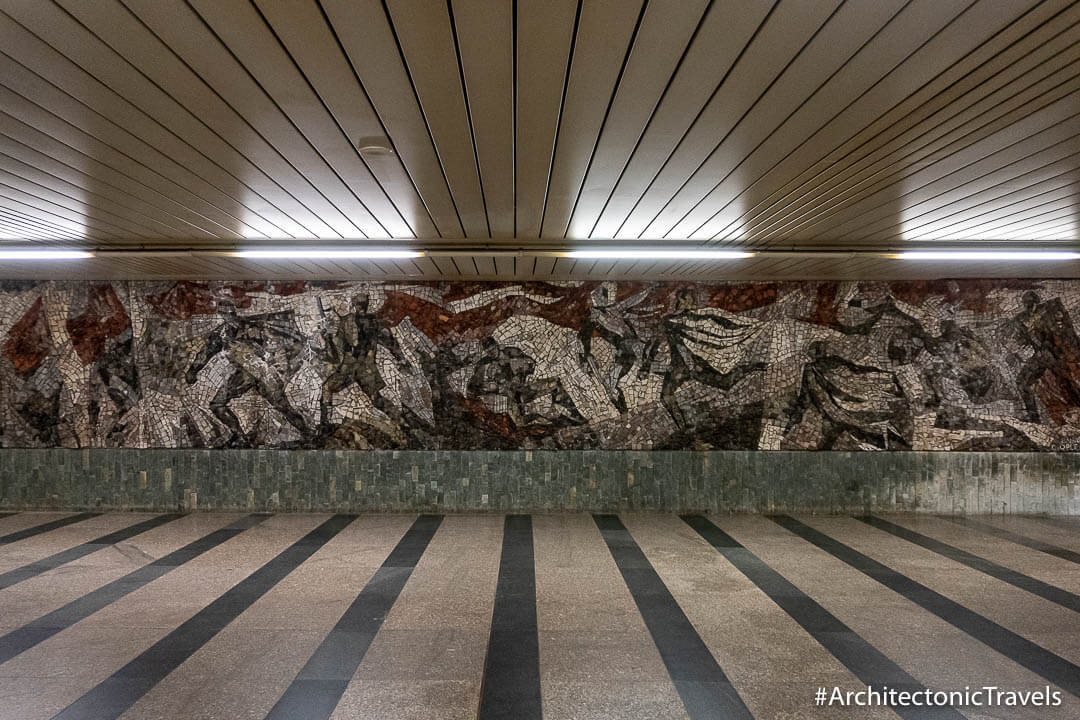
[566,249,753,259]
[235,249,423,259]
[0,249,93,259]
[354,136,395,155]
[898,250,1080,260]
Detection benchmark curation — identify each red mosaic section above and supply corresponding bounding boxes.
[66,285,130,364]
[2,297,51,375]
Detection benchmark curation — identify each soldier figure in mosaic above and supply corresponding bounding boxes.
[578,282,663,412]
[318,293,410,436]
[658,287,770,431]
[184,298,312,447]
[1011,290,1080,423]
[785,340,911,450]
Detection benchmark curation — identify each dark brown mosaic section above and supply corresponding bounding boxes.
[1,279,1077,451]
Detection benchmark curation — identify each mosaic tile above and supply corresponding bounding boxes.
[2,279,1079,451]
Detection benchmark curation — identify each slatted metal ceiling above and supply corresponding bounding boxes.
[0,0,1078,280]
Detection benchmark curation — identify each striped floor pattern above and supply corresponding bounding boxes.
[0,511,1077,719]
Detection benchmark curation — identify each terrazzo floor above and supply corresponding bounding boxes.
[0,510,1078,719]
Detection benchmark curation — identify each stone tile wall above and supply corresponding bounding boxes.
[1,449,1076,514]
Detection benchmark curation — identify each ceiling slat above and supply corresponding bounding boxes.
[771,64,1080,243]
[0,215,65,240]
[906,180,1080,239]
[321,0,464,238]
[614,0,847,239]
[493,255,515,277]
[873,152,1080,240]
[0,1,323,238]
[652,0,912,239]
[726,11,1080,243]
[105,0,373,238]
[515,0,577,238]
[186,0,413,238]
[819,107,1080,240]
[699,0,1055,245]
[0,140,212,239]
[0,62,255,239]
[252,0,439,239]
[0,0,1074,282]
[383,0,487,237]
[532,256,557,278]
[451,0,514,238]
[52,0,349,238]
[924,193,1080,240]
[0,183,134,238]
[539,0,644,238]
[0,51,270,238]
[0,166,173,238]
[674,0,1004,241]
[0,206,84,239]
[0,94,247,241]
[590,0,774,239]
[565,0,709,239]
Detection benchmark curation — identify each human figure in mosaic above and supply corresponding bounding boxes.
[318,292,409,436]
[658,287,769,432]
[785,340,911,450]
[1,293,61,446]
[468,336,588,438]
[578,282,662,412]
[67,285,139,447]
[87,331,138,445]
[184,298,312,447]
[1012,290,1080,422]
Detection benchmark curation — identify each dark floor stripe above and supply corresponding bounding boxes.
[594,514,754,720]
[0,513,184,591]
[0,512,101,545]
[938,516,1080,565]
[1031,516,1080,531]
[770,515,1080,698]
[477,514,542,720]
[682,515,962,720]
[860,516,1080,614]
[0,514,270,667]
[0,512,17,518]
[265,514,444,720]
[52,514,356,720]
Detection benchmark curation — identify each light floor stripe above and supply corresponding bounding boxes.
[683,515,963,720]
[770,515,1080,699]
[0,513,184,591]
[535,515,688,719]
[860,515,1080,614]
[0,514,269,666]
[594,514,754,720]
[51,514,356,720]
[938,516,1080,565]
[115,515,419,720]
[264,514,443,720]
[327,516,502,720]
[0,513,101,545]
[718,515,1074,719]
[1031,516,1080,532]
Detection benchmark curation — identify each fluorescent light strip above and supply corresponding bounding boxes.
[0,249,93,260]
[566,249,753,259]
[236,249,422,259]
[899,250,1080,261]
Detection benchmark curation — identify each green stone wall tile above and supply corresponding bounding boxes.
[0,449,1078,514]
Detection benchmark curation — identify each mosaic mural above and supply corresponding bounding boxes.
[2,278,1079,451]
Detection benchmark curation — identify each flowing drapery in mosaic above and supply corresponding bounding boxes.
[2,278,1078,451]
